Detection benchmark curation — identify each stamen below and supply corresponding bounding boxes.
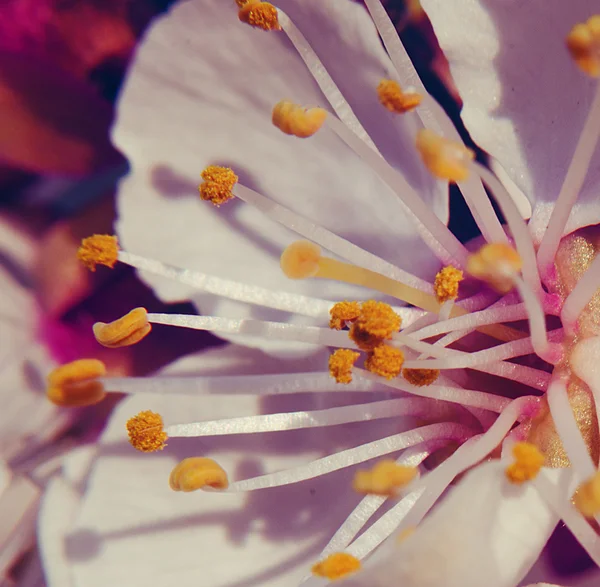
[325,116,469,266]
[402,368,439,387]
[377,79,422,114]
[272,101,327,138]
[471,162,542,295]
[311,553,361,581]
[275,9,376,149]
[574,471,600,518]
[364,345,404,379]
[353,460,417,496]
[46,359,106,407]
[169,457,228,492]
[199,165,238,206]
[165,398,437,437]
[566,16,600,77]
[77,234,118,271]
[328,349,360,384]
[505,442,545,484]
[433,265,463,303]
[561,252,600,335]
[466,243,522,294]
[126,410,168,453]
[536,79,600,277]
[93,307,151,348]
[416,129,474,183]
[329,301,361,330]
[238,0,281,31]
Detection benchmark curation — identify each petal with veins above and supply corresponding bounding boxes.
[115,0,447,353]
[340,461,572,587]
[420,0,600,237]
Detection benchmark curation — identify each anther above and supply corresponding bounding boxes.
[93,307,151,348]
[126,410,168,453]
[280,240,321,279]
[329,349,360,384]
[77,234,119,272]
[238,0,281,31]
[377,79,422,114]
[272,101,327,138]
[199,165,238,206]
[169,457,229,492]
[467,243,523,294]
[47,359,107,407]
[567,16,600,77]
[329,301,361,330]
[311,552,361,581]
[402,368,439,387]
[349,300,401,350]
[505,442,545,484]
[364,344,404,379]
[416,129,474,182]
[434,265,463,303]
[353,460,417,496]
[573,471,600,517]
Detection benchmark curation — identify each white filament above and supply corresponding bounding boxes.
[561,252,600,336]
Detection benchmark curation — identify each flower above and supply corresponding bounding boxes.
[39,0,600,586]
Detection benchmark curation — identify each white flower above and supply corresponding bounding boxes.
[39,1,600,587]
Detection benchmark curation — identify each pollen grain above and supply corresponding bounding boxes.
[377,79,422,114]
[353,460,417,496]
[402,368,439,387]
[93,307,151,348]
[434,265,463,303]
[169,457,229,492]
[349,301,401,350]
[126,410,168,453]
[77,234,119,272]
[364,344,404,380]
[238,0,281,31]
[199,165,238,206]
[329,301,361,330]
[272,100,327,138]
[312,552,361,581]
[47,359,107,407]
[505,442,545,484]
[329,348,360,384]
[567,16,600,77]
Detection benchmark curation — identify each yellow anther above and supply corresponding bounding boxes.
[377,79,422,114]
[77,234,119,272]
[353,460,417,496]
[397,526,416,544]
[126,410,168,453]
[272,100,327,138]
[328,348,360,384]
[199,165,238,206]
[573,471,600,517]
[93,307,151,348]
[349,300,401,351]
[235,0,249,6]
[467,243,522,294]
[280,240,321,279]
[169,457,229,492]
[434,265,463,303]
[311,553,361,581]
[238,0,280,31]
[402,368,439,387]
[567,16,600,77]
[416,129,474,183]
[505,442,545,484]
[329,301,361,330]
[364,344,404,379]
[47,359,107,407]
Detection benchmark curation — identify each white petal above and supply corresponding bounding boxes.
[59,382,409,587]
[342,461,571,587]
[115,0,446,343]
[421,0,600,234]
